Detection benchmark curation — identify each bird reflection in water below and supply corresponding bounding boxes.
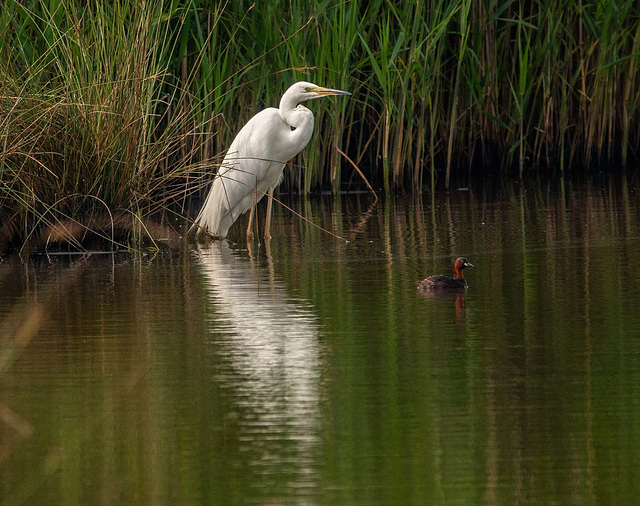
[194,241,321,492]
[417,289,468,325]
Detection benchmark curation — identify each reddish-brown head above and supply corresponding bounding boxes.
[453,257,474,279]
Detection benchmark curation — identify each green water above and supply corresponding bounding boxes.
[2,178,640,504]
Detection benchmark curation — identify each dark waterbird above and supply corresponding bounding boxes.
[417,257,474,292]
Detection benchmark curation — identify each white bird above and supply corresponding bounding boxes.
[192,81,351,239]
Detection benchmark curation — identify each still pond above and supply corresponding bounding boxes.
[1,177,640,504]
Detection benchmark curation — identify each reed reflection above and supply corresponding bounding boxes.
[194,241,321,495]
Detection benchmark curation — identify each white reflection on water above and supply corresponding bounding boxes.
[194,241,321,494]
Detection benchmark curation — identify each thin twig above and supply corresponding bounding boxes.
[336,147,378,203]
[189,168,349,243]
[269,194,349,243]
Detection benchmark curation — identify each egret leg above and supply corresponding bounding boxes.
[264,187,274,239]
[264,236,274,289]
[246,205,255,239]
[247,236,256,260]
[264,236,272,260]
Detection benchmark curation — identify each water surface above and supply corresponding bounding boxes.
[2,178,640,504]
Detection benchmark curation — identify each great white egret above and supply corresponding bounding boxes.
[192,81,351,239]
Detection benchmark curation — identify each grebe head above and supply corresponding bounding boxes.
[455,257,473,269]
[454,257,474,278]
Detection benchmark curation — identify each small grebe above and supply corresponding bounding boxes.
[417,257,474,291]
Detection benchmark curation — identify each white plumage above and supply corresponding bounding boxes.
[193,81,351,238]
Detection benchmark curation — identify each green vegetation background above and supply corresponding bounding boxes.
[2,0,640,245]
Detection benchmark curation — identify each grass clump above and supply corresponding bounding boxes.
[0,0,206,251]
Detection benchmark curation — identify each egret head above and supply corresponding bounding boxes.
[281,81,351,108]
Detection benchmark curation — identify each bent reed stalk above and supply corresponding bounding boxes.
[2,0,640,251]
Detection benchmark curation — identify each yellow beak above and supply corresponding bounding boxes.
[312,86,352,96]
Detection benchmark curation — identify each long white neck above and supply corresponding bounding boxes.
[278,93,315,157]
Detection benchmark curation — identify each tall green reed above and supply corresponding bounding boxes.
[3,0,640,251]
